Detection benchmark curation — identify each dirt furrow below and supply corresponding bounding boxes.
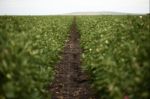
[49,17,96,99]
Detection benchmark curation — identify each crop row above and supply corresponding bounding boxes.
[77,15,150,99]
[0,16,72,99]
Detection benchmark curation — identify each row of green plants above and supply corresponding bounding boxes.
[77,15,150,99]
[0,16,72,99]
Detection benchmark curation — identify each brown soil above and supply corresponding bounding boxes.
[49,17,96,99]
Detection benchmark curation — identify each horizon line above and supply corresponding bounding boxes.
[0,11,149,15]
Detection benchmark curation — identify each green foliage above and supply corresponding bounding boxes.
[0,16,72,99]
[77,15,150,99]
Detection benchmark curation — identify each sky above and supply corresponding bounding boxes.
[0,0,149,15]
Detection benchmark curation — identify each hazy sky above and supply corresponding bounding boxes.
[0,0,149,15]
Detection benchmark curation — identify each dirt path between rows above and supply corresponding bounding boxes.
[49,17,96,99]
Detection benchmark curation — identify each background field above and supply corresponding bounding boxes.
[0,15,150,99]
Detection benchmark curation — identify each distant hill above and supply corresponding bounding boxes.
[64,11,145,15]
